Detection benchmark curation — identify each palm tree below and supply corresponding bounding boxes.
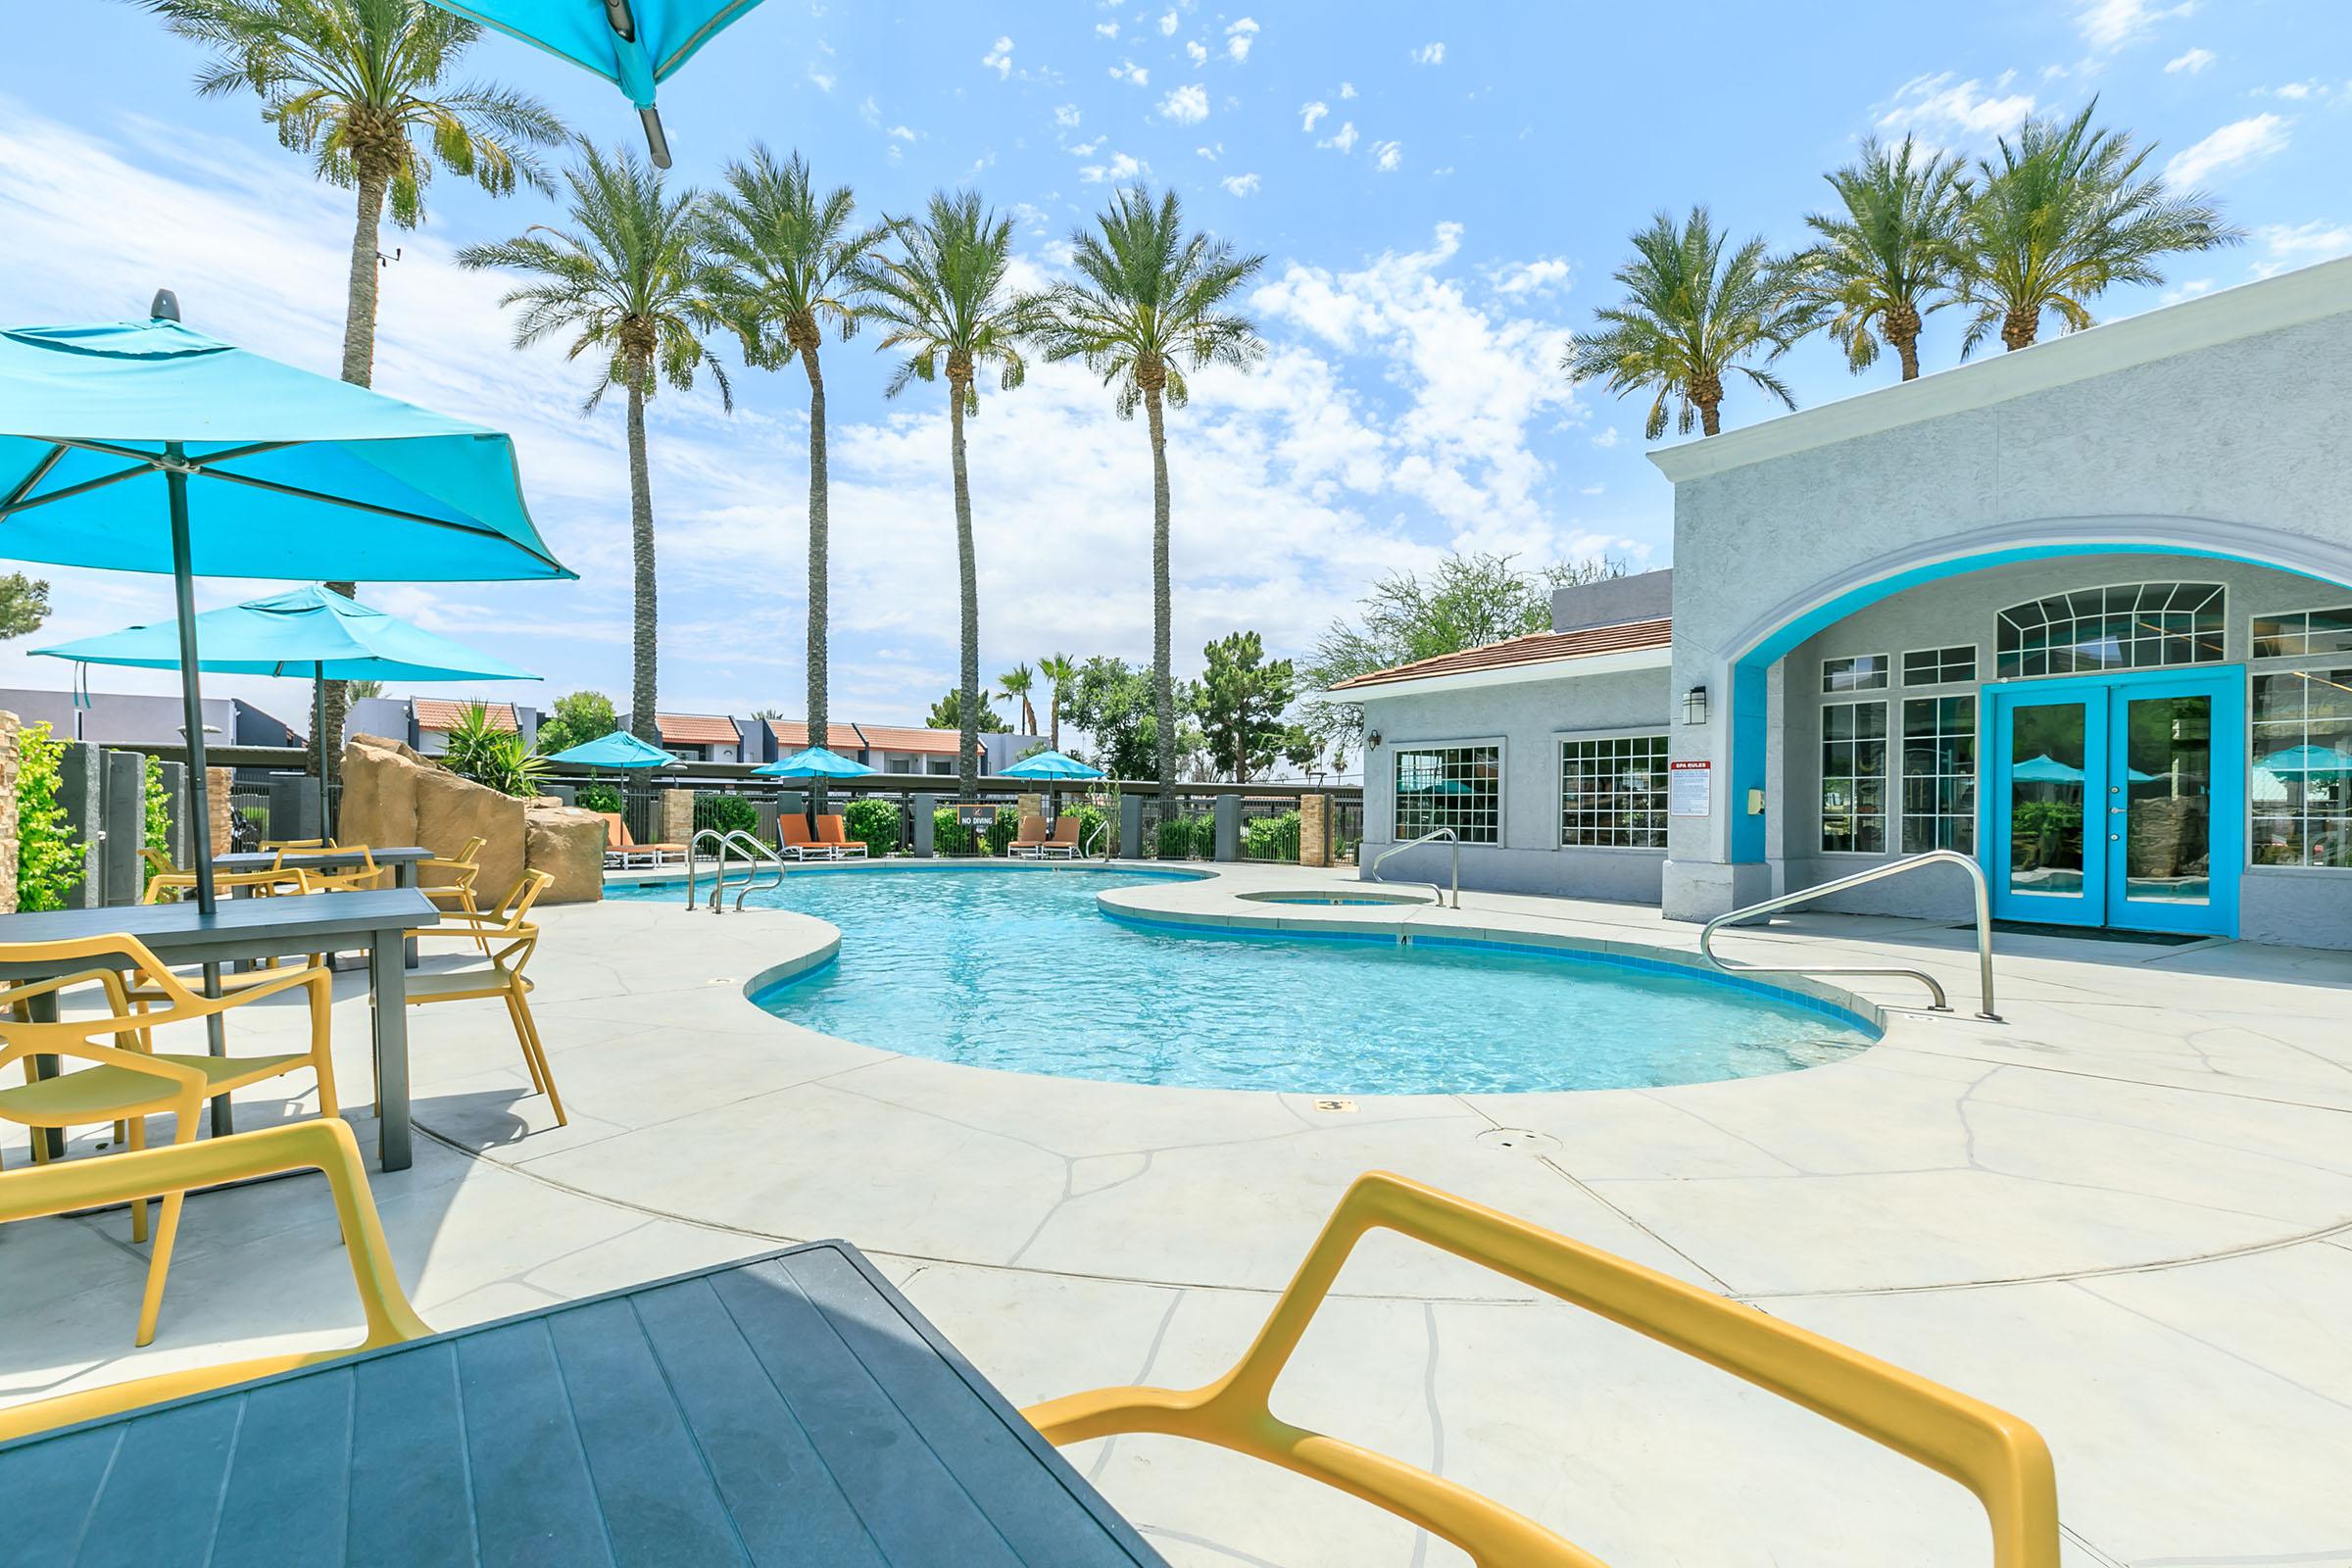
[1792,136,1971,381]
[998,662,1038,734]
[1567,207,1811,438]
[857,190,1030,803]
[1957,100,2239,355]
[1038,652,1077,755]
[702,145,884,815]
[1027,186,1264,812]
[142,0,565,774]
[460,141,731,744]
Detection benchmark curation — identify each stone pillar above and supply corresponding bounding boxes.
[1118,793,1144,859]
[208,766,233,858]
[660,786,695,846]
[101,751,146,906]
[56,740,104,907]
[911,793,938,857]
[1015,791,1043,822]
[1212,795,1242,861]
[0,710,20,913]
[268,771,323,846]
[1299,793,1330,868]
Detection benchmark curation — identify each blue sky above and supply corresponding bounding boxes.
[3,0,2349,744]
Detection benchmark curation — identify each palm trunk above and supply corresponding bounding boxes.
[1146,385,1174,808]
[1697,399,1722,437]
[804,346,830,821]
[626,375,660,745]
[318,168,391,794]
[950,384,980,804]
[2001,307,2039,353]
[1886,304,1922,381]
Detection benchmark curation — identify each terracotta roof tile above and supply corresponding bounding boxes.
[1328,616,1673,692]
[413,699,517,733]
[851,723,986,756]
[656,713,743,745]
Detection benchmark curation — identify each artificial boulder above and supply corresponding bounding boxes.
[525,804,606,904]
[337,733,603,905]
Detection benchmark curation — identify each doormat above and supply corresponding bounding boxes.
[1980,919,2205,947]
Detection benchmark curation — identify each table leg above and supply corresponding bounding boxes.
[202,961,231,1138]
[396,861,420,966]
[368,930,412,1172]
[27,990,64,1161]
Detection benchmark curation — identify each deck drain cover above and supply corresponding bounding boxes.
[1313,1099,1357,1113]
[1476,1127,1560,1153]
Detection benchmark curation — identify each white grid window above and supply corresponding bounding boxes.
[1821,701,1887,854]
[2252,607,2352,661]
[1900,696,1977,854]
[1821,655,1889,693]
[2251,665,2352,869]
[1903,645,1978,685]
[1395,745,1501,846]
[1559,735,1668,848]
[1996,582,2225,678]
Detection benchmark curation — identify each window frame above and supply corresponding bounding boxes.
[1820,653,1891,694]
[2244,659,2352,877]
[1389,736,1507,848]
[1817,698,1890,857]
[1993,579,2228,680]
[1553,726,1671,853]
[1897,693,1979,856]
[1900,644,1980,687]
[2249,602,2352,662]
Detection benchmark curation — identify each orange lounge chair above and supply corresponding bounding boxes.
[1008,812,1051,859]
[598,811,684,868]
[815,814,869,859]
[1042,816,1082,859]
[778,815,835,860]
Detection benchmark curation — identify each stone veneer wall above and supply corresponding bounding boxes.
[0,710,19,913]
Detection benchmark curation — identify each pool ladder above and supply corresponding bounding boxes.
[1698,850,2000,1020]
[1367,827,1458,908]
[685,828,788,911]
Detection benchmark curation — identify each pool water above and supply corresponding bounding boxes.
[621,869,1876,1096]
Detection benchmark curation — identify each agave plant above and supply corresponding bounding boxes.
[439,704,549,798]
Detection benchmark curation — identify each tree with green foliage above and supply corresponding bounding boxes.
[858,189,1029,802]
[1280,724,1321,779]
[1026,186,1265,811]
[1037,652,1077,755]
[1063,655,1203,781]
[1791,136,1971,382]
[142,757,174,886]
[702,146,884,817]
[1567,206,1811,437]
[462,140,731,746]
[1956,99,2237,355]
[997,662,1038,733]
[926,688,1009,733]
[341,677,385,701]
[1195,630,1296,783]
[534,690,620,757]
[0,574,50,640]
[14,722,82,912]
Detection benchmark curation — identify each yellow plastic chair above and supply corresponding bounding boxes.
[0,1119,433,1443]
[1025,1171,2060,1568]
[282,844,382,892]
[419,835,489,954]
[403,870,564,1125]
[261,837,334,853]
[140,865,316,906]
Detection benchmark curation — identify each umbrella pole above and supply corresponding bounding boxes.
[165,444,217,916]
[315,662,331,841]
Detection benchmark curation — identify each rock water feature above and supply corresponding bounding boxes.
[337,734,605,903]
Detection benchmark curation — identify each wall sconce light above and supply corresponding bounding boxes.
[1365,728,1384,749]
[1683,685,1708,725]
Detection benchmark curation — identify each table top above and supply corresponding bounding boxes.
[215,846,433,871]
[0,889,438,975]
[0,1242,1167,1568]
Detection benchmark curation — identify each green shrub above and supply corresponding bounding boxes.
[1243,809,1300,862]
[1156,812,1216,859]
[933,805,1017,856]
[576,781,623,814]
[844,798,901,855]
[142,757,172,885]
[441,704,548,798]
[1070,802,1108,857]
[15,721,82,911]
[702,793,760,839]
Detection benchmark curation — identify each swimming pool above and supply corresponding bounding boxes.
[617,868,1875,1096]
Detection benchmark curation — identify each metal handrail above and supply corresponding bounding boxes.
[1084,820,1106,860]
[719,830,785,910]
[1368,827,1458,908]
[1698,850,1999,1020]
[683,828,729,909]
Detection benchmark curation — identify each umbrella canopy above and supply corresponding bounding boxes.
[1000,749,1104,781]
[546,730,680,768]
[0,310,569,912]
[2257,744,2352,775]
[753,745,875,779]
[427,0,765,167]
[2009,754,2084,785]
[31,584,538,833]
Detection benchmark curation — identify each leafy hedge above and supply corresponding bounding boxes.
[142,757,172,887]
[702,793,760,840]
[934,806,1017,856]
[1243,809,1300,862]
[1155,813,1215,860]
[575,781,623,814]
[843,798,901,856]
[14,721,81,912]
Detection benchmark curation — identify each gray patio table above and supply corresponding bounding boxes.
[215,846,435,964]
[0,1240,1169,1568]
[0,889,438,1171]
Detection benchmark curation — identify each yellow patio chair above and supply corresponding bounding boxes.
[261,837,334,853]
[0,1119,433,1442]
[403,870,564,1125]
[132,870,330,1043]
[419,835,489,953]
[283,844,383,892]
[1024,1171,2060,1568]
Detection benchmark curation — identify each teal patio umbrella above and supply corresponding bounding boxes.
[753,745,874,779]
[2257,744,2352,774]
[1000,749,1104,781]
[546,729,679,768]
[0,305,569,912]
[33,584,539,836]
[427,0,766,167]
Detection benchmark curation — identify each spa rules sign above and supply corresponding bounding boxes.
[1669,760,1711,817]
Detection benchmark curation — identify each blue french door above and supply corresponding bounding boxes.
[1986,668,2242,936]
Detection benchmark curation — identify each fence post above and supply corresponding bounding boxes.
[1299,794,1330,868]
[208,766,234,857]
[660,786,696,847]
[268,770,322,846]
[1118,793,1144,859]
[1212,795,1242,862]
[101,751,147,906]
[56,741,105,907]
[911,792,937,857]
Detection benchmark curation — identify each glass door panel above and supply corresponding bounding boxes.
[2003,702,2092,908]
[2117,694,2212,906]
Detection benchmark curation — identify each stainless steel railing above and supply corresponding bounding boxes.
[1698,850,1999,1020]
[1368,827,1458,908]
[1084,820,1106,860]
[683,829,729,909]
[716,829,787,909]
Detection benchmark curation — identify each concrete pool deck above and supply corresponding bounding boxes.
[5,858,2350,1565]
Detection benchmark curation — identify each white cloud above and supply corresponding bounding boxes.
[1109,59,1150,86]
[2160,277,2215,305]
[1161,83,1210,123]
[1094,20,1118,37]
[1370,139,1402,172]
[1078,151,1148,184]
[1410,42,1446,65]
[2164,46,2216,73]
[2262,80,2328,100]
[807,65,835,92]
[1590,427,1621,450]
[1196,142,1221,161]
[2248,220,2352,277]
[981,36,1013,79]
[1054,103,1082,128]
[1186,40,1206,65]
[1225,18,1258,62]
[2165,113,2288,185]
[1220,172,1261,197]
[1339,81,1356,99]
[1580,484,1603,495]
[2077,0,2192,50]
[1319,121,1358,154]
[1493,257,1571,296]
[1876,72,2034,138]
[1158,10,1178,35]
[1299,100,1328,132]
[887,124,916,143]
[1067,135,1102,157]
